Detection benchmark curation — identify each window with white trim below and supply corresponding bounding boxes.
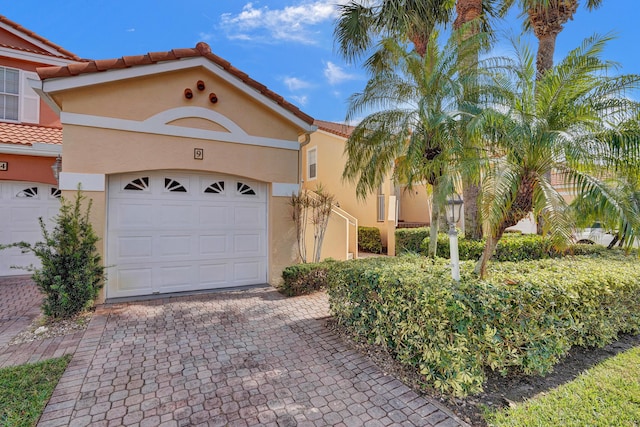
[307,147,317,181]
[0,67,40,123]
[0,67,19,121]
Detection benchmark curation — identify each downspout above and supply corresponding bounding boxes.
[297,131,313,191]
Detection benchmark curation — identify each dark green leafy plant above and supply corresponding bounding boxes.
[327,254,640,396]
[395,227,430,254]
[280,260,336,297]
[1,189,104,319]
[418,233,608,261]
[358,226,383,254]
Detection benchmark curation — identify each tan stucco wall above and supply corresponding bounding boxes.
[58,189,108,302]
[53,68,299,141]
[302,131,389,245]
[48,63,309,297]
[399,184,431,224]
[269,194,297,286]
[62,125,298,184]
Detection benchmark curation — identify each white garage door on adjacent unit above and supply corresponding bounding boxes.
[107,171,268,299]
[0,181,61,276]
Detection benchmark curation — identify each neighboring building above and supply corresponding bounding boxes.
[34,42,315,301]
[0,16,81,276]
[304,120,444,258]
[302,120,397,258]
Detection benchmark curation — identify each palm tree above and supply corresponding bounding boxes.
[342,31,494,257]
[499,0,603,78]
[334,0,453,64]
[475,34,640,277]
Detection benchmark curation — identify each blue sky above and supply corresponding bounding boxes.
[3,1,639,123]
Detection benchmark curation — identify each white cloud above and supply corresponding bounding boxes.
[219,1,344,44]
[290,95,309,106]
[283,76,312,91]
[324,61,357,85]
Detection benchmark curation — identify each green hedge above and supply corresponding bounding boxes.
[416,233,607,261]
[327,254,640,396]
[395,227,430,254]
[280,260,336,296]
[358,226,383,254]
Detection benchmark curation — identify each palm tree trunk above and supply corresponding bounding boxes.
[536,31,559,80]
[455,0,483,240]
[428,195,440,258]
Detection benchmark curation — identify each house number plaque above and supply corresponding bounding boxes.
[194,148,204,160]
[0,161,7,171]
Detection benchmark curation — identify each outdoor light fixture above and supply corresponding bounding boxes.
[51,155,62,183]
[446,193,464,281]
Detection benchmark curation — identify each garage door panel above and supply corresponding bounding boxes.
[159,264,194,289]
[117,236,153,259]
[199,206,231,226]
[158,235,192,257]
[116,268,153,294]
[114,203,154,227]
[233,206,265,226]
[200,234,229,255]
[0,182,60,276]
[233,260,264,282]
[160,204,194,227]
[199,263,228,285]
[107,171,267,298]
[233,234,263,255]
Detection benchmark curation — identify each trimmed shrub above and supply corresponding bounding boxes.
[280,260,336,296]
[358,226,383,254]
[395,227,430,254]
[327,254,640,396]
[1,190,104,319]
[418,233,608,261]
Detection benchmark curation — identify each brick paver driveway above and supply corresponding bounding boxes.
[40,287,466,427]
[0,275,42,348]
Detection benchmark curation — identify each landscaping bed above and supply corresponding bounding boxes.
[321,252,640,425]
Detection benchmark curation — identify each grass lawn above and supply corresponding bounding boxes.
[487,346,640,426]
[0,355,71,427]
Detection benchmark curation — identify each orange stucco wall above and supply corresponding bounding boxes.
[0,153,57,185]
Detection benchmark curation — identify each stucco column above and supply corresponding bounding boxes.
[387,195,396,256]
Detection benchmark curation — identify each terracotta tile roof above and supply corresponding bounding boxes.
[0,122,62,146]
[0,15,81,61]
[37,42,314,126]
[314,119,355,139]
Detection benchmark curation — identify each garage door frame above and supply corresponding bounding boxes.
[105,170,269,299]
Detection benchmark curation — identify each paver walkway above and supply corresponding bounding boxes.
[38,286,468,427]
[0,276,83,367]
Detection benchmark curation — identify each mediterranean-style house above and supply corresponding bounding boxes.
[0,16,80,276]
[33,42,316,301]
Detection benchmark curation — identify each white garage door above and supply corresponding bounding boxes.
[0,181,61,276]
[107,171,268,298]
